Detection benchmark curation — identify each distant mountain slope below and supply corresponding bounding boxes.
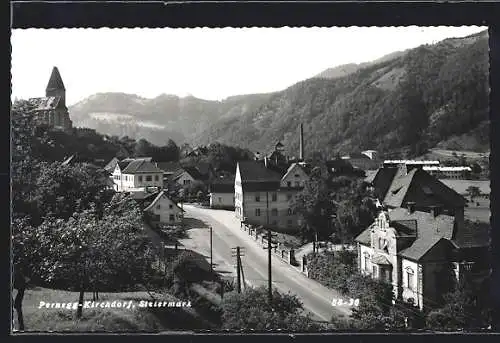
[314,50,408,80]
[193,30,489,157]
[69,92,272,146]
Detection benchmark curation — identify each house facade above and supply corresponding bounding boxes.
[143,191,184,226]
[235,161,309,231]
[422,166,472,179]
[209,181,235,209]
[112,158,164,192]
[355,206,489,311]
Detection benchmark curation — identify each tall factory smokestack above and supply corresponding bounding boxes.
[299,123,304,161]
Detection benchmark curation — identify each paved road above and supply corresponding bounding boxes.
[179,205,353,322]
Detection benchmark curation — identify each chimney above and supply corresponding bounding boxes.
[429,205,441,218]
[299,123,304,161]
[407,201,416,214]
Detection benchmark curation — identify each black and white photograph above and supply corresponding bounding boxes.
[10,25,494,333]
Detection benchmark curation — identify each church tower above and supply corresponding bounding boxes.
[45,66,66,106]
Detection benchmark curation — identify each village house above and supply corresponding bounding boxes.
[355,204,490,311]
[28,66,73,132]
[142,190,184,227]
[234,160,310,231]
[367,165,467,219]
[209,179,235,210]
[111,157,163,192]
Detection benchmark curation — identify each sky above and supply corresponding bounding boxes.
[11,26,486,106]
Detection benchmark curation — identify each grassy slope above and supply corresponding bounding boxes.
[13,286,213,333]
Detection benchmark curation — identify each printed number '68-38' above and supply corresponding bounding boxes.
[331,298,360,306]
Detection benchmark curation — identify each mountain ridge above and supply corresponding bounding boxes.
[69,30,489,157]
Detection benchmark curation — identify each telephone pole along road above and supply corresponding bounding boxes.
[179,204,352,322]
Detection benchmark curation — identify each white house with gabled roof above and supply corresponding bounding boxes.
[144,190,184,226]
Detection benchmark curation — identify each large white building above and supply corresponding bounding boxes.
[234,160,310,231]
[111,158,164,192]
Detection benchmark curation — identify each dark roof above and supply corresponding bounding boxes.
[28,96,62,111]
[378,167,466,209]
[184,166,207,181]
[209,181,235,193]
[371,167,399,200]
[399,236,447,261]
[131,191,159,201]
[46,66,65,91]
[452,221,490,248]
[155,161,182,173]
[104,157,119,172]
[122,160,163,174]
[237,161,282,183]
[354,223,374,245]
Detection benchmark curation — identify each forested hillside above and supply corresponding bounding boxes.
[69,92,272,146]
[193,30,489,157]
[68,30,489,158]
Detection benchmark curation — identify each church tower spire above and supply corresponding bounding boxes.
[45,66,66,105]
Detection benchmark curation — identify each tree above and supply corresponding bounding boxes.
[424,271,493,331]
[32,162,114,224]
[291,176,335,243]
[13,194,156,319]
[220,286,320,331]
[465,186,481,202]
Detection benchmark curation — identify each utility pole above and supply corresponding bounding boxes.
[209,226,213,272]
[231,246,245,293]
[268,229,272,303]
[265,229,278,304]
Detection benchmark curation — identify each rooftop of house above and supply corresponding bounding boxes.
[209,180,235,193]
[143,190,183,212]
[121,159,164,174]
[104,157,120,172]
[372,166,466,209]
[355,207,489,261]
[155,161,182,174]
[237,160,283,183]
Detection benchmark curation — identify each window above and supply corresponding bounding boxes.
[271,208,278,216]
[169,214,175,222]
[295,181,300,187]
[406,268,415,290]
[294,174,300,178]
[218,197,222,203]
[372,266,377,277]
[255,194,260,202]
[255,209,261,216]
[156,204,161,210]
[287,208,293,216]
[364,254,370,271]
[169,204,173,209]
[271,193,277,202]
[146,175,152,182]
[183,179,191,185]
[287,181,292,187]
[154,175,159,181]
[381,267,392,283]
[138,176,143,182]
